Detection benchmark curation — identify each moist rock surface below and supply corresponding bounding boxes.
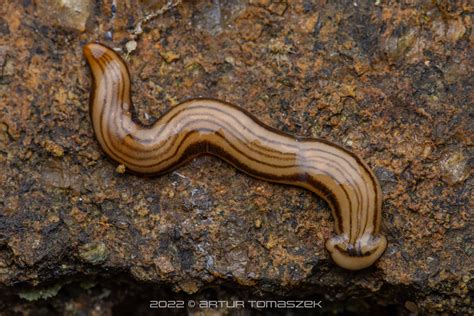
[0,0,472,314]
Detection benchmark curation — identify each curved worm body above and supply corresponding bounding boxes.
[83,43,387,270]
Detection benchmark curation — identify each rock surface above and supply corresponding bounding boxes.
[35,0,93,32]
[0,0,472,314]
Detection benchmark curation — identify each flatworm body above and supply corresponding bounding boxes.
[83,43,387,270]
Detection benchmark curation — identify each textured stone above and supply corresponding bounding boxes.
[0,0,472,314]
[35,0,93,32]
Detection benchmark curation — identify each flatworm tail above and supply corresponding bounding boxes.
[83,43,387,270]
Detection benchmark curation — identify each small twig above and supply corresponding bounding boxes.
[132,0,182,39]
